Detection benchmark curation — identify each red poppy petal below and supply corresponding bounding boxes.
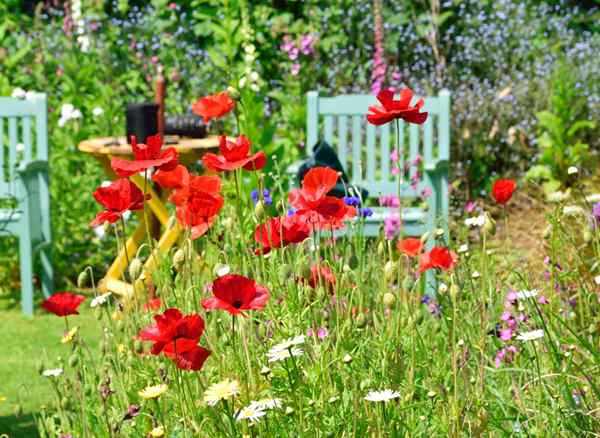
[242,151,267,171]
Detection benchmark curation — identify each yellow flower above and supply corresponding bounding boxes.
[61,327,78,344]
[117,344,126,354]
[138,384,168,400]
[0,395,6,403]
[203,378,239,406]
[149,425,165,437]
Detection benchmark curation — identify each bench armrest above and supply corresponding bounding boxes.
[424,159,449,174]
[17,160,49,177]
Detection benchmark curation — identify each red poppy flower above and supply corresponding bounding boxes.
[308,265,336,290]
[138,308,206,355]
[111,135,179,178]
[419,246,457,273]
[288,167,356,230]
[491,179,516,205]
[42,292,86,317]
[176,190,224,239]
[191,91,235,123]
[201,274,269,316]
[366,88,428,126]
[90,178,149,227]
[162,339,211,371]
[202,135,266,172]
[144,298,162,312]
[170,174,221,207]
[397,237,423,257]
[152,164,189,190]
[254,215,310,254]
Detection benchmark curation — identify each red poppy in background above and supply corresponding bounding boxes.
[288,167,356,230]
[170,174,221,207]
[162,339,211,371]
[176,190,224,239]
[144,298,162,312]
[397,237,423,257]
[419,246,457,273]
[191,91,235,123]
[42,292,86,317]
[201,274,269,316]
[138,308,206,355]
[491,179,516,205]
[366,88,428,126]
[308,265,336,290]
[111,135,178,178]
[254,215,310,254]
[90,178,149,227]
[203,135,266,172]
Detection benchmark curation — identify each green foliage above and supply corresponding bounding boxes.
[533,60,596,186]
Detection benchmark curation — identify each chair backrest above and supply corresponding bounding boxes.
[306,90,450,198]
[0,94,48,199]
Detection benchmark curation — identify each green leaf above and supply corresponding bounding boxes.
[566,120,595,138]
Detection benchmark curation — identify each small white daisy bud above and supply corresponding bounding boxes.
[438,283,448,293]
[213,264,230,277]
[342,354,352,364]
[285,407,294,415]
[567,166,578,175]
[260,366,271,376]
[471,271,481,279]
[458,244,469,253]
[308,399,315,406]
[343,264,351,273]
[427,391,436,398]
[457,339,465,347]
[435,228,444,237]
[594,275,600,285]
[328,396,338,403]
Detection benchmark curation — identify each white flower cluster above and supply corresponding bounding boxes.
[58,103,82,127]
[236,398,282,423]
[11,88,39,100]
[267,335,305,362]
[464,215,485,227]
[364,389,400,403]
[71,0,90,52]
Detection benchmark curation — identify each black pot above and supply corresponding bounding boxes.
[126,103,159,144]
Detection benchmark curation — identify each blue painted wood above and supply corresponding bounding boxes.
[0,94,52,315]
[294,90,451,242]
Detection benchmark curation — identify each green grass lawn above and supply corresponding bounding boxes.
[0,293,101,437]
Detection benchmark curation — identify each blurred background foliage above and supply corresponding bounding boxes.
[0,0,598,292]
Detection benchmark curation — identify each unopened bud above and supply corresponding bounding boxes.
[383,292,396,308]
[128,258,143,280]
[172,249,185,269]
[226,86,240,101]
[482,212,496,236]
[377,241,385,256]
[383,261,395,281]
[254,200,265,217]
[77,270,90,288]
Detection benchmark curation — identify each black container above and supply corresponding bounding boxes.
[126,103,159,144]
[164,114,207,138]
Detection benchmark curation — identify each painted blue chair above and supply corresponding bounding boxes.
[289,89,451,237]
[0,94,53,315]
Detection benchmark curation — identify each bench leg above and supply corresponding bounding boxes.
[19,232,34,316]
[40,246,53,299]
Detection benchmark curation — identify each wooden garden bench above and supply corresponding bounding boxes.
[0,94,53,315]
[289,89,450,237]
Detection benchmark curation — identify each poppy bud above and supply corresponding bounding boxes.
[377,241,385,256]
[383,260,395,281]
[482,212,496,236]
[254,200,265,217]
[584,229,592,243]
[355,312,367,328]
[342,264,351,273]
[172,249,185,269]
[450,284,459,297]
[402,276,413,291]
[128,258,143,281]
[226,86,241,101]
[77,269,90,288]
[348,254,359,269]
[383,292,396,308]
[68,354,79,367]
[60,397,70,410]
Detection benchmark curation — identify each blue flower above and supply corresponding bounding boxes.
[359,208,373,218]
[287,208,297,217]
[420,294,431,304]
[251,189,272,205]
[343,196,361,207]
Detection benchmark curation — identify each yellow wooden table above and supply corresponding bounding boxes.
[78,135,219,298]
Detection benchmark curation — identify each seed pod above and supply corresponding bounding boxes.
[383,292,396,308]
[128,258,143,281]
[377,241,385,256]
[77,270,90,288]
[383,261,395,281]
[584,229,593,243]
[402,276,413,291]
[450,284,459,297]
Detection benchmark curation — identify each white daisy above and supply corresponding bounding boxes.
[250,398,282,410]
[458,244,469,254]
[267,347,303,363]
[90,292,112,308]
[42,368,63,377]
[92,107,104,117]
[270,335,305,353]
[516,329,544,342]
[515,289,538,300]
[203,379,239,406]
[236,404,266,423]
[464,215,485,227]
[11,88,26,99]
[594,275,600,286]
[364,389,401,403]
